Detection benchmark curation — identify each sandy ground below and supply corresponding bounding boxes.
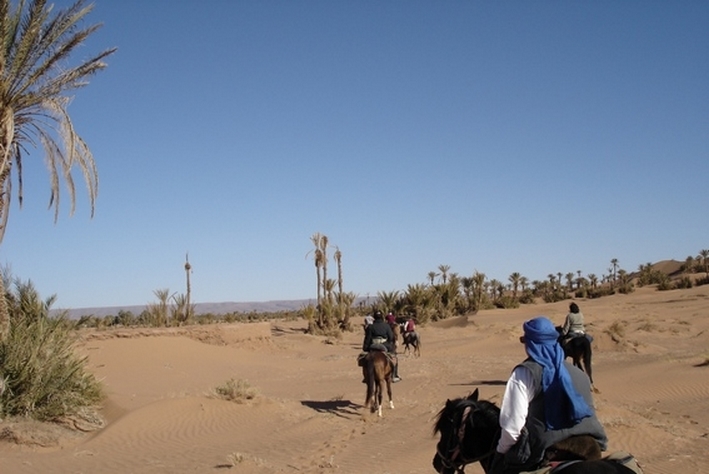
[1,284,708,474]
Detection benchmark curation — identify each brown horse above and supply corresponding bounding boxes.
[363,350,394,417]
[391,321,401,353]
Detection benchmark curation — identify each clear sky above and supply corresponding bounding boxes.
[2,1,707,309]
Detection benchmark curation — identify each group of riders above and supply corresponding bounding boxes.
[360,302,619,474]
[361,310,417,383]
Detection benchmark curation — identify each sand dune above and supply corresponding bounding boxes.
[1,285,708,473]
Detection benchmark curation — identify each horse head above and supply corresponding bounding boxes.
[432,389,500,473]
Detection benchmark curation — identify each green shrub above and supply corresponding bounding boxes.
[0,280,103,422]
[674,277,693,289]
[494,296,520,309]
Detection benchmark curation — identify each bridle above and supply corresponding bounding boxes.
[436,404,497,474]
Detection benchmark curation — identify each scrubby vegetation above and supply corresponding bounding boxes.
[0,276,103,423]
[212,378,258,403]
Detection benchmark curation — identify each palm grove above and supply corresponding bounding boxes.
[306,234,709,335]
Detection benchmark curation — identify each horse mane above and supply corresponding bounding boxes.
[432,391,500,436]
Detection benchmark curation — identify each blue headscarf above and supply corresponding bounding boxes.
[523,317,593,430]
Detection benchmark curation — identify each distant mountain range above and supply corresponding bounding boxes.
[59,299,316,319]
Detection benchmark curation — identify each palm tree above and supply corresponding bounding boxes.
[307,233,325,307]
[427,271,438,286]
[699,249,709,276]
[377,290,399,314]
[508,272,521,299]
[565,272,574,291]
[519,276,529,292]
[438,264,450,284]
[610,258,619,282]
[334,246,343,303]
[0,0,115,338]
[184,253,192,320]
[472,271,486,311]
[320,235,330,302]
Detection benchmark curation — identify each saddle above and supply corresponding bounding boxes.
[356,350,397,367]
[520,452,644,474]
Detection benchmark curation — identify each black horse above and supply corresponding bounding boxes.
[402,330,421,357]
[432,389,642,473]
[557,327,594,386]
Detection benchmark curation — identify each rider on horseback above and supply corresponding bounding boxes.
[560,302,592,346]
[490,316,607,474]
[362,310,402,382]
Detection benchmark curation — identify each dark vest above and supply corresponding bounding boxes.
[505,359,608,471]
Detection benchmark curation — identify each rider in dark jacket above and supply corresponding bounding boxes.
[362,311,402,382]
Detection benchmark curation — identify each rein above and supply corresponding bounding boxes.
[437,404,497,473]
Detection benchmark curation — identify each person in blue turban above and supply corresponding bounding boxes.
[490,317,607,474]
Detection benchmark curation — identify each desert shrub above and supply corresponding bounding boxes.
[605,320,626,342]
[674,277,693,289]
[0,279,103,422]
[517,290,535,304]
[494,296,520,309]
[587,287,613,299]
[657,277,673,291]
[695,275,709,287]
[542,291,567,304]
[213,378,258,403]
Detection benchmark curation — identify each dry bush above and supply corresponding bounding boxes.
[212,378,258,403]
[604,320,626,342]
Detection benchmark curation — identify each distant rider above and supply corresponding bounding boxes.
[560,302,590,345]
[362,310,402,382]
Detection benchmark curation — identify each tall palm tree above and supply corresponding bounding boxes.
[307,233,324,307]
[427,271,438,286]
[334,246,343,303]
[565,272,574,291]
[519,276,529,292]
[0,0,115,338]
[610,258,619,282]
[438,264,451,284]
[184,253,192,320]
[508,272,521,299]
[320,235,330,302]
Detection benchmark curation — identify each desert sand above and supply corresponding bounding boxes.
[1,284,708,473]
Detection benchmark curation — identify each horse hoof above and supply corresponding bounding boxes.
[389,401,395,409]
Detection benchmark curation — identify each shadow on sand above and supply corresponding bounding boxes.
[301,399,361,418]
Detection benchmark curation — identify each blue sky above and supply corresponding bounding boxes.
[2,1,707,309]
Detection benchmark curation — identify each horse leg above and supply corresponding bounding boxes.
[376,378,383,417]
[584,346,594,386]
[414,334,421,357]
[364,357,375,410]
[386,376,394,410]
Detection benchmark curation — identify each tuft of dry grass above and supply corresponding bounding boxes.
[212,378,258,403]
[226,452,245,466]
[604,320,626,342]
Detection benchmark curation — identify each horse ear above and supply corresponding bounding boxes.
[469,388,479,401]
